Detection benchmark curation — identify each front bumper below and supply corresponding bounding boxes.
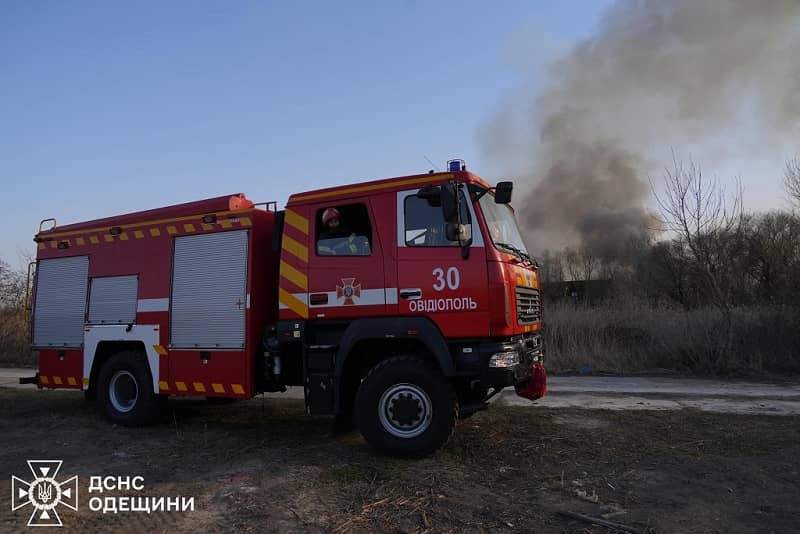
[478,333,544,391]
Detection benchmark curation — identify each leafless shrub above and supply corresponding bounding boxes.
[0,258,33,365]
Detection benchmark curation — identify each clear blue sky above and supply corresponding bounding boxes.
[1,1,616,265]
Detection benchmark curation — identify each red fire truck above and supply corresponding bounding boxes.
[25,161,546,457]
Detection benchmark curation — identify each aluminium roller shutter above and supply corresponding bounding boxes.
[88,275,138,324]
[170,230,248,349]
[32,256,90,347]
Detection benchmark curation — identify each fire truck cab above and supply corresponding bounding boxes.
[28,161,545,457]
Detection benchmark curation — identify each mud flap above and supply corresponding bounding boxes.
[515,363,547,401]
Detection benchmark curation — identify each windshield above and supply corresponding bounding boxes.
[478,194,531,261]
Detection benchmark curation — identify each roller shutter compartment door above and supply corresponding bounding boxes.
[170,230,249,349]
[33,256,90,347]
[88,275,138,324]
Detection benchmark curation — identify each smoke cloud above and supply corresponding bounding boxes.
[484,0,800,260]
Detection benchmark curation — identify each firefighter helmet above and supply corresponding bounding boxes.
[322,207,340,225]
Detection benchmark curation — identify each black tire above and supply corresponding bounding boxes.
[83,388,97,403]
[97,350,160,426]
[355,355,458,458]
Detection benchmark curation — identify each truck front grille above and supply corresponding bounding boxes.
[515,287,541,325]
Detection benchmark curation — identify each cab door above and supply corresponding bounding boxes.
[395,187,490,338]
[306,199,386,320]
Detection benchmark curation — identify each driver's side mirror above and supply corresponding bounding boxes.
[494,181,513,204]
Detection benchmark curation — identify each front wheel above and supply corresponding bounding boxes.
[355,356,457,458]
[97,350,160,426]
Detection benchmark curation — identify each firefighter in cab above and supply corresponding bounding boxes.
[317,207,370,255]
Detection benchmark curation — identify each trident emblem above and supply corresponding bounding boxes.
[38,483,52,503]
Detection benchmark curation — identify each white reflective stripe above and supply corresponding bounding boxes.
[246,293,251,309]
[136,298,170,313]
[282,287,400,309]
[385,287,398,305]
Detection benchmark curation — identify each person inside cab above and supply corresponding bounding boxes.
[317,207,370,255]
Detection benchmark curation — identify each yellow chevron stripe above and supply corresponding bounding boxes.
[67,377,77,386]
[183,223,196,232]
[231,384,245,395]
[40,376,49,384]
[279,260,308,291]
[282,235,308,263]
[284,209,309,235]
[279,287,308,318]
[239,217,252,227]
[212,383,225,394]
[153,344,168,356]
[159,380,169,391]
[53,376,63,385]
[193,382,206,393]
[175,381,188,392]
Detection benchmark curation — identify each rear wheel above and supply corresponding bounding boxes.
[355,355,457,458]
[97,350,160,426]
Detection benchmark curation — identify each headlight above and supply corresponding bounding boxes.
[489,351,520,368]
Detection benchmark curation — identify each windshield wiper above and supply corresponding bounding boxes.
[495,242,538,267]
[495,242,530,262]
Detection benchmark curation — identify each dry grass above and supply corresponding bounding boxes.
[544,298,800,375]
[0,309,34,366]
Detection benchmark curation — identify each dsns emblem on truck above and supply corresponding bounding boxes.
[336,277,361,305]
[11,460,78,527]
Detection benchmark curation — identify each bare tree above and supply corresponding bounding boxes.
[784,156,800,208]
[0,259,25,310]
[538,249,564,284]
[578,246,598,281]
[563,247,582,281]
[653,155,743,371]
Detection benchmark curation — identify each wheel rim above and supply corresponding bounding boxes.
[378,383,432,438]
[109,370,138,413]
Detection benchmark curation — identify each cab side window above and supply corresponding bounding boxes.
[316,203,372,256]
[404,191,472,246]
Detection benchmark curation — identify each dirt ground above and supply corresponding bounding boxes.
[1,387,799,533]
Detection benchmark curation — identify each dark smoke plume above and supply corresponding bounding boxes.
[484,0,800,260]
